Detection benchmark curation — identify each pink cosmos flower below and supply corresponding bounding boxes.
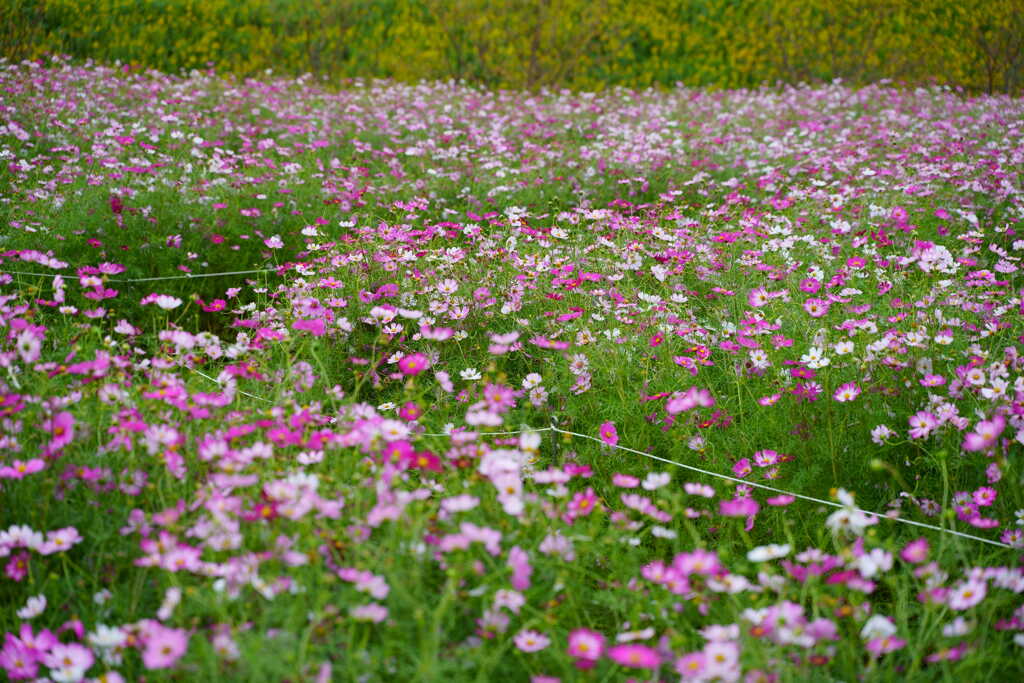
[962,415,1005,452]
[748,287,770,307]
[833,382,860,402]
[766,494,795,506]
[925,642,969,663]
[667,387,716,415]
[514,630,550,653]
[567,488,598,519]
[704,641,740,675]
[720,497,760,518]
[15,331,41,364]
[908,411,938,439]
[947,580,987,610]
[676,652,706,679]
[732,458,752,478]
[5,551,30,581]
[799,278,821,293]
[673,549,721,577]
[508,545,532,590]
[567,628,604,666]
[398,352,429,376]
[351,603,388,622]
[803,298,829,317]
[612,473,639,488]
[43,642,94,680]
[972,487,997,507]
[685,482,715,497]
[292,318,326,336]
[0,636,38,679]
[0,459,45,479]
[44,411,75,451]
[38,527,82,555]
[141,622,189,669]
[599,421,618,447]
[607,643,661,669]
[899,538,929,564]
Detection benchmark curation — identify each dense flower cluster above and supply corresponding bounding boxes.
[0,58,1022,680]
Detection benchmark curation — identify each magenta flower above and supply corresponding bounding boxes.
[44,411,75,451]
[612,473,639,488]
[398,352,429,376]
[732,458,752,478]
[0,636,38,679]
[899,538,929,564]
[673,549,721,577]
[567,488,598,519]
[292,318,326,336]
[5,551,30,581]
[599,421,618,447]
[567,628,604,666]
[866,636,906,656]
[972,486,997,506]
[720,496,759,518]
[141,623,189,669]
[508,545,532,591]
[0,459,45,479]
[607,643,661,669]
[925,642,968,663]
[907,411,938,439]
[962,415,1005,452]
[398,402,423,421]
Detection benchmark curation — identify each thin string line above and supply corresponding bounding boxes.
[546,422,1012,550]
[419,420,1011,549]
[188,367,275,404]
[0,268,275,283]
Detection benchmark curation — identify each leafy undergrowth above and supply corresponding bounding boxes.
[0,57,1023,682]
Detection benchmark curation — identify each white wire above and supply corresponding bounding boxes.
[421,420,1012,549]
[188,367,274,404]
[0,268,275,283]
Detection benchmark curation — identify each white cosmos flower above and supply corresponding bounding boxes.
[16,594,46,619]
[860,614,897,640]
[641,472,671,490]
[746,544,791,562]
[154,294,182,310]
[460,367,482,381]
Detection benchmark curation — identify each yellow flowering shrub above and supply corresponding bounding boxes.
[3,0,1021,93]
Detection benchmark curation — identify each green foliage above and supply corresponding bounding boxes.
[3,0,1023,93]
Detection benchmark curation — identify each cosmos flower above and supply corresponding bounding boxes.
[599,421,618,447]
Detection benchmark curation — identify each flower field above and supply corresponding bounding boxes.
[1,57,1023,681]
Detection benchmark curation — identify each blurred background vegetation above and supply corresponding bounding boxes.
[2,0,1022,93]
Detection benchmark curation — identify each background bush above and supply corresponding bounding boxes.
[2,0,1023,93]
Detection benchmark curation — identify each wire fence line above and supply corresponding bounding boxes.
[6,262,1009,549]
[422,420,1013,550]
[0,268,277,283]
